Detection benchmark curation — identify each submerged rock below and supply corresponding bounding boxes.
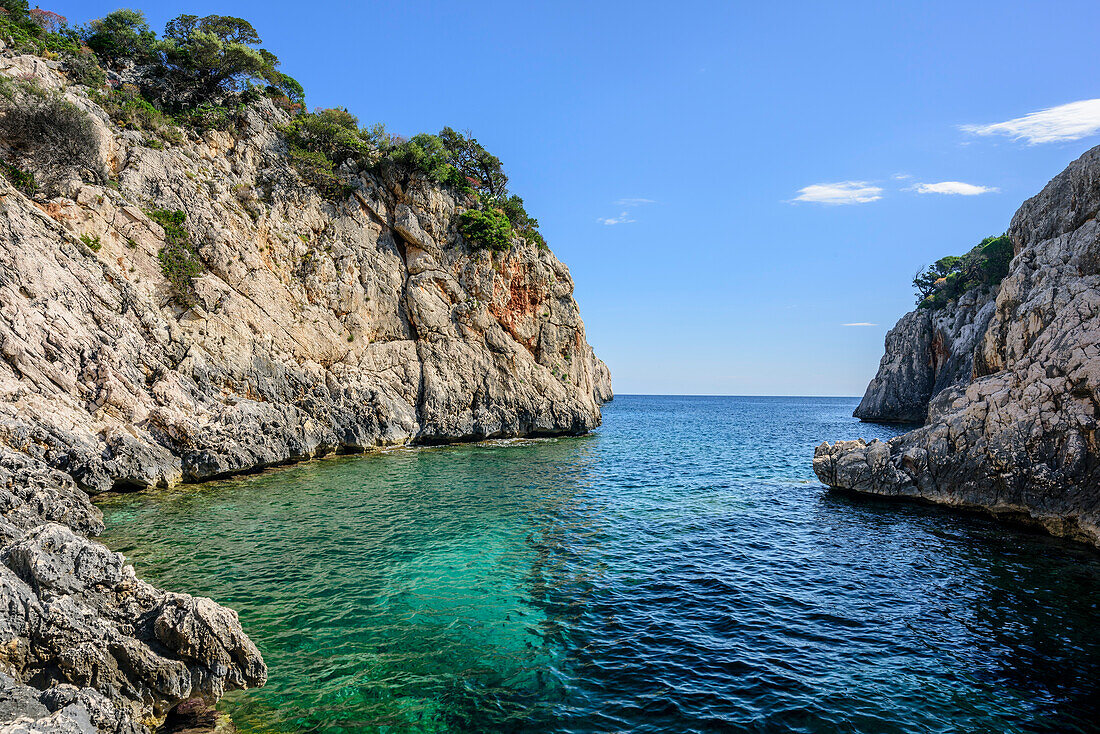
[817,145,1100,547]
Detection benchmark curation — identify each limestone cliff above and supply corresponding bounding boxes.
[0,50,609,731]
[853,288,996,423]
[816,145,1100,547]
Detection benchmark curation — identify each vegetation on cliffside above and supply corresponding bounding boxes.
[0,2,546,249]
[912,234,1013,309]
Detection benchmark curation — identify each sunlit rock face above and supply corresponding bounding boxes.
[0,53,608,732]
[0,56,609,493]
[818,145,1100,547]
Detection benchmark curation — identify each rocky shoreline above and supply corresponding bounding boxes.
[816,145,1100,548]
[0,49,609,732]
[852,288,996,424]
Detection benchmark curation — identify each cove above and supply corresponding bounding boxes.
[98,396,1100,733]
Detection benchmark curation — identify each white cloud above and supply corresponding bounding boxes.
[791,181,883,205]
[891,172,912,180]
[598,211,635,225]
[911,181,999,196]
[599,198,654,224]
[841,322,877,327]
[961,99,1100,144]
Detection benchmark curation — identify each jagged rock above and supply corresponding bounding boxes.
[0,54,610,495]
[0,516,265,728]
[853,288,996,423]
[0,668,141,734]
[817,145,1100,547]
[0,49,609,732]
[591,354,613,405]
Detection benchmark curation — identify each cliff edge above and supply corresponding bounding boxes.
[816,145,1100,547]
[0,40,609,734]
[853,288,996,423]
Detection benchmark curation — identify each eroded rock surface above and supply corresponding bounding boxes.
[853,289,996,423]
[817,145,1100,546]
[0,98,610,491]
[0,447,265,732]
[0,51,609,732]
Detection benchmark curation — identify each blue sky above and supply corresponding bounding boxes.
[50,0,1100,395]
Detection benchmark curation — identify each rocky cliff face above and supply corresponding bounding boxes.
[853,288,996,423]
[816,145,1100,547]
[0,52,609,731]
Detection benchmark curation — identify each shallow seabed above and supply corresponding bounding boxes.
[100,396,1100,733]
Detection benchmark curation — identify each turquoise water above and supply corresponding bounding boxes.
[99,396,1100,733]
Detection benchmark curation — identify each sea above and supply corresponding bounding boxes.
[99,395,1100,733]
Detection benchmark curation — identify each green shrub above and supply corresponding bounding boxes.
[286,145,356,200]
[914,234,1015,309]
[459,207,512,251]
[437,126,507,198]
[385,133,455,183]
[0,12,39,52]
[497,194,546,249]
[279,109,394,198]
[0,92,104,190]
[158,14,283,109]
[79,233,102,251]
[95,85,186,145]
[147,208,203,306]
[0,5,82,57]
[15,77,48,99]
[1,162,36,195]
[83,9,157,68]
[61,51,106,89]
[0,3,51,54]
[281,108,365,163]
[265,72,304,109]
[380,128,547,249]
[174,102,238,132]
[977,235,1013,285]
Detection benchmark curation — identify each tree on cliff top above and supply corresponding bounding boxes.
[914,235,1013,309]
[913,255,962,301]
[158,14,285,107]
[438,127,507,199]
[84,9,157,68]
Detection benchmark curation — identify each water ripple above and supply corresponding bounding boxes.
[100,396,1100,733]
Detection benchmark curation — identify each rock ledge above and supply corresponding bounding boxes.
[815,145,1100,548]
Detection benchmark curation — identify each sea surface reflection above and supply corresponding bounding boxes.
[100,396,1100,733]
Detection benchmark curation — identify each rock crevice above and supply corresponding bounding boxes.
[0,52,610,731]
[853,288,996,424]
[817,145,1100,547]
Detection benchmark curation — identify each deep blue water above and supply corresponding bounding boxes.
[99,396,1100,733]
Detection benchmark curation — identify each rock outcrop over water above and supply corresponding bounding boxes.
[816,145,1100,547]
[854,288,996,423]
[0,51,609,731]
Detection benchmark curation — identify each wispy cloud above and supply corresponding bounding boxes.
[891,172,912,180]
[841,322,878,327]
[599,198,654,225]
[910,181,999,196]
[791,181,883,205]
[598,211,635,225]
[961,99,1100,144]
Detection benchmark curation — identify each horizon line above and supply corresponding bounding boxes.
[612,393,862,399]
